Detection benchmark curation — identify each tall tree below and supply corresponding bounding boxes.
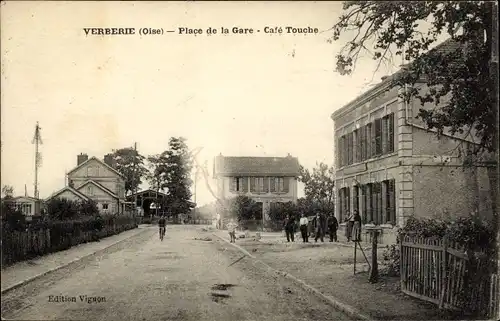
[146,154,164,193]
[109,148,148,196]
[331,1,496,156]
[158,137,195,216]
[298,162,335,211]
[1,185,14,199]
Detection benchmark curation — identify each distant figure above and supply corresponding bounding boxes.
[283,214,296,242]
[158,215,166,240]
[299,213,309,243]
[216,213,221,229]
[313,212,326,242]
[351,210,362,242]
[227,219,238,243]
[327,212,339,242]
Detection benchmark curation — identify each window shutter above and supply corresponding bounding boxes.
[242,177,248,192]
[264,177,270,193]
[336,137,341,167]
[250,177,256,192]
[382,116,388,154]
[370,122,376,157]
[282,177,289,193]
[270,177,276,192]
[230,178,236,192]
[366,125,371,159]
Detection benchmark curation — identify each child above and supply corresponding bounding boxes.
[227,219,238,243]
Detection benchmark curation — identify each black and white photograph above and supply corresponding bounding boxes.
[1,1,499,320]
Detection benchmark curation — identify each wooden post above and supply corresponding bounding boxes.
[354,239,357,275]
[369,229,379,283]
[439,236,448,309]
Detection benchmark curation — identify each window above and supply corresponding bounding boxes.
[353,185,359,213]
[347,132,354,165]
[102,203,109,210]
[387,113,395,153]
[354,130,360,163]
[360,127,366,161]
[374,118,383,156]
[342,135,348,166]
[385,179,396,224]
[338,187,350,222]
[87,167,93,176]
[371,182,383,225]
[232,177,245,192]
[87,185,94,196]
[273,177,285,192]
[251,177,266,193]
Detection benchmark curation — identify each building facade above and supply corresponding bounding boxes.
[46,153,130,214]
[332,43,494,244]
[6,196,42,218]
[213,154,300,221]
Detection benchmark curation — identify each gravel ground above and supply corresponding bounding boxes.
[1,225,352,321]
[234,236,465,321]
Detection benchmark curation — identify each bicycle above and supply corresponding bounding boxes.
[159,227,166,241]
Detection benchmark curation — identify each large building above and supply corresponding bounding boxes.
[46,153,131,214]
[213,154,300,222]
[331,40,494,244]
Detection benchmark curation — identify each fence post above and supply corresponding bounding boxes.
[439,236,448,309]
[369,229,379,283]
[399,233,404,290]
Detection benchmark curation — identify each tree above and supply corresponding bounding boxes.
[298,162,335,212]
[109,148,148,196]
[158,137,195,216]
[228,195,261,221]
[146,154,164,193]
[332,2,496,156]
[2,185,14,199]
[268,201,300,223]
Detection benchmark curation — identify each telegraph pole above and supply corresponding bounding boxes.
[134,142,138,217]
[32,122,43,199]
[194,164,198,220]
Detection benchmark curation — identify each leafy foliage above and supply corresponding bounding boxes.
[2,185,14,198]
[332,1,496,154]
[45,198,99,220]
[268,201,300,223]
[227,195,261,221]
[157,137,195,216]
[1,200,26,231]
[109,148,149,196]
[298,162,335,211]
[382,244,400,277]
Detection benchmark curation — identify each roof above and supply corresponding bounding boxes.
[67,156,125,179]
[45,186,90,202]
[78,180,119,199]
[4,196,42,202]
[126,189,168,200]
[331,38,463,120]
[214,155,300,177]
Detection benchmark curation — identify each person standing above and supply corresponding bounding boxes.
[313,212,326,243]
[351,210,362,242]
[327,212,339,242]
[283,214,295,242]
[345,210,354,242]
[299,213,309,243]
[227,219,238,243]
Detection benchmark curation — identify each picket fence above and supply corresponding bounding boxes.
[400,234,498,318]
[1,219,137,267]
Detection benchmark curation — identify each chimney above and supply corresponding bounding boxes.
[104,154,115,168]
[77,153,88,166]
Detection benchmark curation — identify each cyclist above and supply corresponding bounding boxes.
[158,215,166,240]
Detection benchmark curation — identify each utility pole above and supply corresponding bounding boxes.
[32,122,43,199]
[194,164,198,220]
[134,142,138,217]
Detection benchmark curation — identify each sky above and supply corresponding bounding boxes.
[1,1,403,206]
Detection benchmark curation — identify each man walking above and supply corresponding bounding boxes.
[299,213,309,243]
[283,214,296,242]
[327,212,338,242]
[313,212,326,243]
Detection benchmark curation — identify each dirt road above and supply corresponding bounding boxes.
[1,225,352,321]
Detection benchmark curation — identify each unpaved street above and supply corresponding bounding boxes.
[1,225,352,321]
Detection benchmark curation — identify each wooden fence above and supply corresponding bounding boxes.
[1,217,137,267]
[400,234,497,318]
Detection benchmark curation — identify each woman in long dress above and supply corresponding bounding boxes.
[351,210,362,242]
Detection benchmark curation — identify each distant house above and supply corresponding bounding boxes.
[3,196,43,218]
[46,153,131,214]
[213,154,300,222]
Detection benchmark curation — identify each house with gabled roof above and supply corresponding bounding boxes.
[213,154,300,222]
[46,153,130,214]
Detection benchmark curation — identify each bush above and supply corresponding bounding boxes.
[268,201,300,223]
[1,200,26,231]
[384,213,495,277]
[227,196,261,221]
[46,198,99,220]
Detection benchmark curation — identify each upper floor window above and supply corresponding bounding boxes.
[251,177,266,193]
[87,185,94,196]
[87,166,93,176]
[231,177,245,192]
[102,203,109,210]
[271,177,286,193]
